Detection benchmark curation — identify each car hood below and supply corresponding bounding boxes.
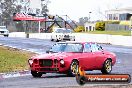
[32,52,80,60]
[0,29,8,31]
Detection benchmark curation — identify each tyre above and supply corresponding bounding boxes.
[4,35,9,37]
[67,60,79,76]
[56,39,59,42]
[31,70,42,77]
[70,38,75,41]
[73,38,75,41]
[101,59,112,74]
[51,39,54,41]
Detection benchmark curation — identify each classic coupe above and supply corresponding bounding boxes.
[28,42,116,77]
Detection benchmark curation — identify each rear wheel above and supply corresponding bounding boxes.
[31,70,42,77]
[67,60,79,76]
[70,38,75,41]
[101,59,112,74]
[72,37,75,41]
[56,39,59,42]
[51,39,54,41]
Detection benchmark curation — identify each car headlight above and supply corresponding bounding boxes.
[60,59,64,65]
[28,59,33,65]
[5,31,9,33]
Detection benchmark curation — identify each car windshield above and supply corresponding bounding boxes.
[55,29,64,33]
[0,26,6,29]
[49,43,83,53]
[64,29,72,33]
[54,28,72,33]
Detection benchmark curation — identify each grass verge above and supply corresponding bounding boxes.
[0,45,36,73]
[83,30,131,36]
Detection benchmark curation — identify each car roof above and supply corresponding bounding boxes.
[58,41,97,44]
[0,26,6,27]
[54,28,66,30]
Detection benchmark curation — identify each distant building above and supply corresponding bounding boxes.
[106,7,132,21]
[84,22,96,32]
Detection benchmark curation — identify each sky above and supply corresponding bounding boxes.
[30,0,132,22]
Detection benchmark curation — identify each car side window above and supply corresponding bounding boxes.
[83,43,91,52]
[91,44,99,52]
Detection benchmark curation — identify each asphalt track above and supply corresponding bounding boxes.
[0,37,132,88]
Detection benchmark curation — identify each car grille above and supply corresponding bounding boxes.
[0,31,4,33]
[39,59,53,67]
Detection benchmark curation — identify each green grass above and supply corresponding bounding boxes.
[0,46,36,73]
[83,30,131,36]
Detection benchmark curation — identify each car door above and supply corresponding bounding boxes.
[90,44,105,69]
[80,43,96,70]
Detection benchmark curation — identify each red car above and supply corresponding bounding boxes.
[28,42,116,77]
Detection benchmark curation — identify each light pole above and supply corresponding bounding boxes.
[65,15,67,29]
[89,12,92,22]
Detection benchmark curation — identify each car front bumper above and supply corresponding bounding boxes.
[29,59,69,73]
[0,31,9,35]
[63,36,74,41]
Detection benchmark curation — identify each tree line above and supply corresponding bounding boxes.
[0,0,49,32]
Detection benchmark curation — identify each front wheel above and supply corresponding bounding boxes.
[67,60,79,76]
[31,70,42,78]
[4,35,9,37]
[101,59,112,74]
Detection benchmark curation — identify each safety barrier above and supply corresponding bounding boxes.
[9,32,132,47]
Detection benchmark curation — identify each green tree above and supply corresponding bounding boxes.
[95,21,105,31]
[41,0,50,14]
[0,0,22,26]
[74,26,85,32]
